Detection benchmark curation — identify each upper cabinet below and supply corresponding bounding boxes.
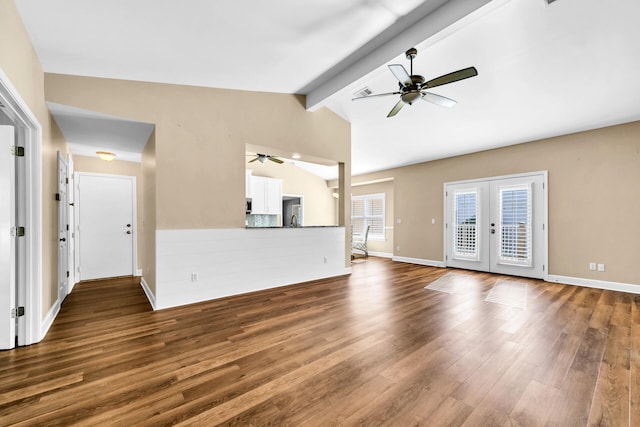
[251,176,282,215]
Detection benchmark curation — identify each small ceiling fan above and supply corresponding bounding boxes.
[247,153,284,164]
[352,47,478,117]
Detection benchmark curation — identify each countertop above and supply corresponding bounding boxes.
[246,225,342,229]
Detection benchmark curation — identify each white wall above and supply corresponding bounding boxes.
[153,227,349,309]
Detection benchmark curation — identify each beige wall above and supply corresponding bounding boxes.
[353,121,640,286]
[351,180,394,255]
[141,131,156,293]
[247,161,335,226]
[72,155,144,272]
[0,0,69,317]
[44,74,351,230]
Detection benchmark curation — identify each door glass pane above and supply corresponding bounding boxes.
[454,190,479,261]
[499,185,532,266]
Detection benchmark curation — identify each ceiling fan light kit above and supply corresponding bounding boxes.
[352,47,478,117]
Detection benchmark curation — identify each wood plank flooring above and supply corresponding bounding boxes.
[1,258,638,426]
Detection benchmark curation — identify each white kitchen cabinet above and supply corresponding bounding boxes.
[251,176,282,215]
[245,170,252,199]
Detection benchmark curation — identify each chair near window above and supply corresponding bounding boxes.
[351,225,370,258]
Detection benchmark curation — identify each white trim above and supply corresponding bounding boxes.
[140,277,156,310]
[351,177,394,187]
[446,170,549,186]
[368,251,393,258]
[0,66,43,346]
[547,275,640,295]
[393,256,446,268]
[40,299,60,341]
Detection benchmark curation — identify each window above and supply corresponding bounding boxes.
[352,193,385,240]
[498,184,532,266]
[453,190,479,261]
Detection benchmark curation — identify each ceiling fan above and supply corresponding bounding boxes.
[247,153,284,164]
[352,47,478,117]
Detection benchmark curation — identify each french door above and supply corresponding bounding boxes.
[445,172,547,279]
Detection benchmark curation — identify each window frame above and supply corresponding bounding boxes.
[351,193,386,241]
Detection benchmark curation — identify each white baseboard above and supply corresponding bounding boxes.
[368,251,393,258]
[547,274,640,295]
[392,256,446,268]
[40,300,61,342]
[140,277,156,310]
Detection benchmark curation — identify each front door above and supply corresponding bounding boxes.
[445,172,547,279]
[77,173,135,281]
[0,125,16,349]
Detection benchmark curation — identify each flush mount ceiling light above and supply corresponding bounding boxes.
[96,151,116,161]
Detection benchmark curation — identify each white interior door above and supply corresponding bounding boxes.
[57,152,69,301]
[67,154,76,290]
[446,172,547,279]
[78,174,135,281]
[0,125,16,349]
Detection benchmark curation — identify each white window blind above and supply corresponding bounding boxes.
[453,190,479,261]
[498,184,532,266]
[351,193,385,240]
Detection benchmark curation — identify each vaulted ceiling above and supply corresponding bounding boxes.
[15,0,640,179]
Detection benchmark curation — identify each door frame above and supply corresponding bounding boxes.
[443,170,548,281]
[0,66,43,346]
[74,172,138,280]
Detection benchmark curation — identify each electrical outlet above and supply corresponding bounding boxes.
[597,264,605,272]
[431,218,436,224]
[396,219,402,224]
[191,272,198,282]
[396,245,400,252]
[589,262,596,271]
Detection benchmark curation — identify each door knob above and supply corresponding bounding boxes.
[126,224,131,227]
[59,237,66,242]
[490,223,495,227]
[126,230,131,234]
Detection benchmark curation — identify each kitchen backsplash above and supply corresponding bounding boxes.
[246,214,279,227]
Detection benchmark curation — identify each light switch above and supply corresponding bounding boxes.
[431,218,436,224]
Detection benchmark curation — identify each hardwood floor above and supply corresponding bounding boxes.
[1,258,638,426]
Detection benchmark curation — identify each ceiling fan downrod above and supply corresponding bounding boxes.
[406,47,417,76]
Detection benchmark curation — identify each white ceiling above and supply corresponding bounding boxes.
[48,102,154,162]
[15,0,640,179]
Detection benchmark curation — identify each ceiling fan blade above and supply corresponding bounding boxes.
[388,64,412,87]
[248,157,259,163]
[387,99,405,118]
[421,91,457,108]
[352,92,401,101]
[424,67,478,89]
[269,157,284,164]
